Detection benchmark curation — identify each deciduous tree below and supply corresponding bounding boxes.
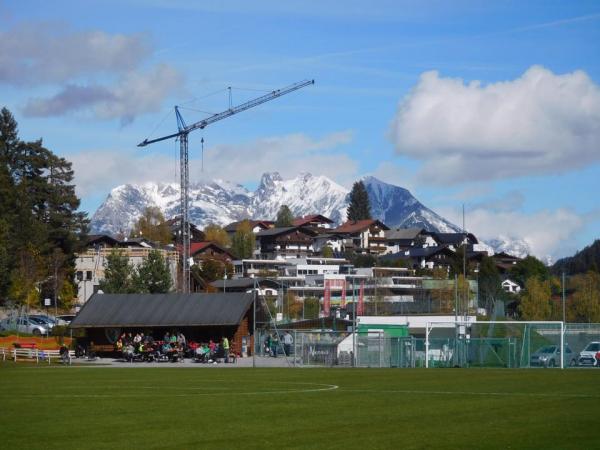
[203,224,230,247]
[518,277,551,320]
[131,207,171,244]
[231,220,255,259]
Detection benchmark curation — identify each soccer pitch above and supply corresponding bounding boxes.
[0,365,597,450]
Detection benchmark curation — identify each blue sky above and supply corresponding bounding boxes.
[1,1,599,259]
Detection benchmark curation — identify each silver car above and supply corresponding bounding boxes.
[0,317,49,336]
[530,345,576,368]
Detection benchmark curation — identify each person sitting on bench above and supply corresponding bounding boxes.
[59,345,70,364]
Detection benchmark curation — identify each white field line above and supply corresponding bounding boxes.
[0,382,339,399]
[341,389,599,399]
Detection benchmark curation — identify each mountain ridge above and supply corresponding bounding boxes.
[89,172,531,258]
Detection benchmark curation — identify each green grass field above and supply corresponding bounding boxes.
[1,364,598,450]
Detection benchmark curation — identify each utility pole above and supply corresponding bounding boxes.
[138,80,315,293]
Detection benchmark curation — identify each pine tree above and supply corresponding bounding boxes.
[346,181,371,222]
[99,249,136,293]
[134,249,173,293]
[275,205,294,227]
[0,107,88,306]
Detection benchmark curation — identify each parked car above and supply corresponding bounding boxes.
[578,342,600,367]
[29,315,57,329]
[0,317,49,336]
[55,314,76,325]
[530,344,576,367]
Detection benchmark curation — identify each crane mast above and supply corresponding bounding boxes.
[138,79,314,293]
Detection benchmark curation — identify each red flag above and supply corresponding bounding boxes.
[358,280,364,316]
[323,279,331,316]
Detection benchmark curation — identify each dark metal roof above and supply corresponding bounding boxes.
[384,228,424,240]
[70,292,254,328]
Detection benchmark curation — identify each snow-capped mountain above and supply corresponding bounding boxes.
[363,176,460,233]
[485,236,532,260]
[90,172,348,235]
[89,172,526,258]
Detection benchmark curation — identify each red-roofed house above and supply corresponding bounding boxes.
[333,219,390,254]
[292,214,334,229]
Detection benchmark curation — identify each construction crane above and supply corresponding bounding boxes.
[138,79,315,293]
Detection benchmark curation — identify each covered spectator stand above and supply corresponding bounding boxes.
[69,292,255,357]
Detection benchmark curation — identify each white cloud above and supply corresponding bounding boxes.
[23,65,182,124]
[390,66,600,184]
[71,131,358,199]
[439,205,585,260]
[0,23,150,85]
[196,131,357,184]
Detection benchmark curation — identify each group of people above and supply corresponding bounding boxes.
[115,331,188,363]
[114,332,234,363]
[193,337,232,364]
[264,331,293,357]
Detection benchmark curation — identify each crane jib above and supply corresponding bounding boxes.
[138,79,314,147]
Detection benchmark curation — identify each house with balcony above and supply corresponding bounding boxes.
[332,219,390,255]
[255,226,319,259]
[292,214,335,229]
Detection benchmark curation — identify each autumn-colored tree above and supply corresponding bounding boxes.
[321,246,334,258]
[203,224,230,247]
[518,277,551,320]
[130,207,171,244]
[231,220,255,259]
[303,297,320,319]
[568,271,600,322]
[283,292,303,320]
[430,269,454,314]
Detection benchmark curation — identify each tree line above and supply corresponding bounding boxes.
[0,108,88,309]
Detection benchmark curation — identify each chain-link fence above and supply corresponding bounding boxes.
[249,322,600,369]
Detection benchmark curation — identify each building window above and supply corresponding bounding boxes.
[86,271,93,280]
[76,271,83,281]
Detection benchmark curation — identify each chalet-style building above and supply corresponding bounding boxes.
[292,214,335,229]
[429,232,479,251]
[381,245,457,270]
[333,219,390,255]
[501,279,521,294]
[493,252,522,273]
[187,242,235,261]
[255,226,319,259]
[224,220,274,240]
[164,217,205,242]
[384,228,436,253]
[74,235,178,305]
